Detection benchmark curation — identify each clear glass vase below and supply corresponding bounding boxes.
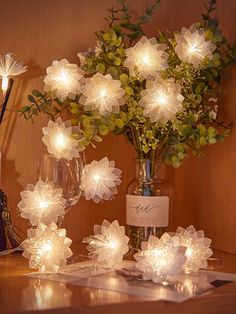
[38,153,85,225]
[126,158,169,249]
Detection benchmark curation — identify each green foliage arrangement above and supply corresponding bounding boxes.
[20,0,235,168]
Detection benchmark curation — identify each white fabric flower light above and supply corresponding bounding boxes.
[124,36,168,80]
[83,220,129,267]
[79,73,125,115]
[18,180,66,226]
[44,59,84,101]
[0,53,27,93]
[42,117,81,160]
[134,233,186,283]
[80,157,122,203]
[22,223,72,273]
[175,225,213,273]
[139,78,184,123]
[174,27,216,68]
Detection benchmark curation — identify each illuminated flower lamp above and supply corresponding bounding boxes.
[174,27,216,68]
[79,73,125,115]
[18,179,66,226]
[22,223,73,272]
[174,225,213,273]
[134,233,186,283]
[44,59,84,101]
[139,78,184,123]
[124,36,168,80]
[0,53,27,98]
[42,117,82,160]
[80,157,122,203]
[83,220,129,267]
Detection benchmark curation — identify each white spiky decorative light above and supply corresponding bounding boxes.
[79,73,125,115]
[44,59,84,101]
[83,220,129,267]
[174,27,216,68]
[124,36,168,80]
[18,179,66,226]
[134,233,186,283]
[139,78,184,123]
[174,225,213,273]
[80,157,122,203]
[22,223,73,273]
[0,53,27,94]
[42,117,82,160]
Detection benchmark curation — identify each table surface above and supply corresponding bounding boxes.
[1,244,236,314]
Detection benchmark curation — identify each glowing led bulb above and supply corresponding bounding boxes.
[100,89,107,98]
[142,54,150,65]
[38,200,49,210]
[54,133,66,149]
[175,27,216,68]
[83,220,129,267]
[1,76,8,92]
[42,118,81,160]
[40,242,52,254]
[58,70,68,84]
[81,157,122,203]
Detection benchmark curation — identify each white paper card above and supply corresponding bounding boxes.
[126,195,169,227]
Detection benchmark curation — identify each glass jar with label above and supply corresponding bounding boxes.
[126,158,169,249]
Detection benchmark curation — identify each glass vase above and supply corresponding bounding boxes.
[126,158,169,249]
[38,153,85,225]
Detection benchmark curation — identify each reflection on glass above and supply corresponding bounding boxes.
[39,153,85,212]
[22,279,72,310]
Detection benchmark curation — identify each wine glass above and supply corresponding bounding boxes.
[38,152,85,225]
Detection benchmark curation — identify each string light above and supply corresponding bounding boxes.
[124,36,168,80]
[134,233,186,283]
[139,78,184,123]
[42,117,82,160]
[44,59,84,101]
[83,220,129,267]
[81,157,122,203]
[79,73,125,115]
[174,225,213,273]
[0,53,27,97]
[22,223,73,273]
[18,179,66,226]
[175,27,216,68]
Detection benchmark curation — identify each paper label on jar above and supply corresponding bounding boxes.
[126,195,169,227]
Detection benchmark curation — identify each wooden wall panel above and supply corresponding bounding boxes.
[0,0,235,253]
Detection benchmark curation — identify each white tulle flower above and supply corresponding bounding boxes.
[175,225,213,273]
[83,220,129,267]
[81,157,122,203]
[44,59,84,101]
[79,73,125,115]
[42,117,82,160]
[22,223,72,273]
[174,27,216,68]
[18,180,66,226]
[134,233,186,283]
[139,78,184,123]
[124,36,168,80]
[0,53,27,92]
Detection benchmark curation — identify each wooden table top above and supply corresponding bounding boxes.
[1,244,236,314]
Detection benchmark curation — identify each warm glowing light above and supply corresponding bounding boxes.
[79,73,125,115]
[18,179,66,226]
[42,118,81,160]
[83,220,129,267]
[1,76,8,92]
[174,225,213,273]
[22,223,73,273]
[134,233,186,283]
[139,78,184,123]
[44,59,84,101]
[124,36,168,80]
[81,157,122,203]
[175,27,216,68]
[38,200,49,210]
